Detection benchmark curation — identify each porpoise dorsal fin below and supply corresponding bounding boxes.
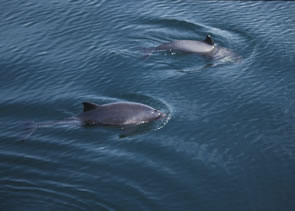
[204,35,214,45]
[82,102,100,112]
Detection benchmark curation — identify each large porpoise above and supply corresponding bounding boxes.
[78,101,165,126]
[23,101,166,140]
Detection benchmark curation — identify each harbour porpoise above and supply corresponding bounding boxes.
[157,35,215,55]
[78,101,165,126]
[23,101,166,140]
[145,35,240,62]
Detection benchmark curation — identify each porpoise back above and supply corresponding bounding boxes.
[158,35,215,54]
[78,102,164,126]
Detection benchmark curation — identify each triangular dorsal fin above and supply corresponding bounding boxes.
[82,102,100,112]
[204,35,214,45]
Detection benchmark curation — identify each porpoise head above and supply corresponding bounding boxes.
[121,105,166,125]
[142,108,166,122]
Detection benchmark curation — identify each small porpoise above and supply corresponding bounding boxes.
[23,101,165,140]
[157,35,215,55]
[146,35,240,63]
[78,101,165,126]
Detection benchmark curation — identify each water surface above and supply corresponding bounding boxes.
[1,1,295,210]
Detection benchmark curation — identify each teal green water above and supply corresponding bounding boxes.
[1,1,295,210]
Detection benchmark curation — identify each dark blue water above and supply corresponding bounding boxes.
[1,1,295,210]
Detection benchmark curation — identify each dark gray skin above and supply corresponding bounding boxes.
[77,102,165,127]
[22,101,165,140]
[157,35,215,55]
